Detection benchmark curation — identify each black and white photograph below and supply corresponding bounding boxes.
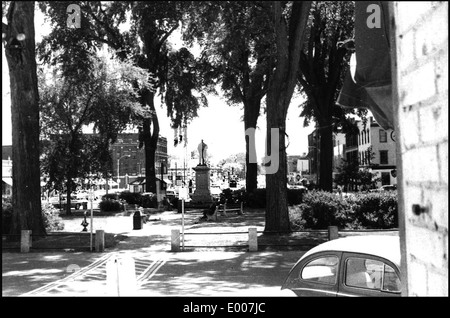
[1,0,448,306]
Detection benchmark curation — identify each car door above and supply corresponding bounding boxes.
[283,252,341,297]
[337,252,401,297]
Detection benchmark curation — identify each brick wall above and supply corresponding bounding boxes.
[393,1,448,296]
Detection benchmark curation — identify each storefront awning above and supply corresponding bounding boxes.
[2,177,13,186]
[337,1,394,130]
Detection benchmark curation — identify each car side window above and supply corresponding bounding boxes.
[345,257,401,292]
[301,256,339,285]
[345,257,377,289]
[383,264,401,292]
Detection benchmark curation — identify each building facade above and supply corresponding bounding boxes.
[110,133,168,189]
[329,116,397,189]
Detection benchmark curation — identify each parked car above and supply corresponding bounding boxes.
[49,194,89,210]
[166,189,178,200]
[380,185,397,191]
[281,235,401,297]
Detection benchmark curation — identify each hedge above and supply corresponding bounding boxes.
[290,190,398,230]
[2,197,64,233]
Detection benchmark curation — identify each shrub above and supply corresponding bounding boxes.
[141,194,158,208]
[352,191,398,228]
[2,198,65,233]
[245,188,266,208]
[243,188,305,208]
[298,190,355,229]
[220,188,245,204]
[42,202,65,231]
[118,191,142,205]
[99,199,122,212]
[289,190,398,230]
[2,196,13,234]
[102,193,119,201]
[287,189,305,206]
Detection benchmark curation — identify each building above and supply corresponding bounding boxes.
[341,116,397,188]
[306,129,320,185]
[305,115,398,190]
[110,133,168,189]
[2,151,12,197]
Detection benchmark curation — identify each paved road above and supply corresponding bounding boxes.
[2,209,304,297]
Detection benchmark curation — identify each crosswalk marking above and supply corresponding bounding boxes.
[22,253,165,296]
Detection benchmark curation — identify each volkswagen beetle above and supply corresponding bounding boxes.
[281,235,402,297]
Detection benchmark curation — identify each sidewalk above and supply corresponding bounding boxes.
[2,209,398,296]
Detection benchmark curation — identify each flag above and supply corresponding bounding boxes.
[337,1,394,130]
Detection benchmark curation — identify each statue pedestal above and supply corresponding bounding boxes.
[191,165,212,204]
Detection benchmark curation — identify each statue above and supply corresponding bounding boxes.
[198,140,208,165]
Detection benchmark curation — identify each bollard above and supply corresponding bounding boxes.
[248,227,258,252]
[328,226,338,240]
[106,255,137,296]
[171,229,181,252]
[238,201,244,215]
[95,230,105,252]
[21,230,32,253]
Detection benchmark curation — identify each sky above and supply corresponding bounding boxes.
[2,6,315,164]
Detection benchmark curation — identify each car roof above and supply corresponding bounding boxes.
[300,235,400,268]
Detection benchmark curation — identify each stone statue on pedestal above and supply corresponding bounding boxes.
[198,139,208,166]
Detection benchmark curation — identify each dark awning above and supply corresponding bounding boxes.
[337,1,394,130]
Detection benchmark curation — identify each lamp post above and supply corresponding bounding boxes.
[117,155,130,189]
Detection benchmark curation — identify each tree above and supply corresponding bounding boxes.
[39,54,149,214]
[297,1,362,191]
[182,1,275,193]
[38,1,204,194]
[2,1,46,236]
[264,1,311,233]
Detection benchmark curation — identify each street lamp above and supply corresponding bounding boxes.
[117,155,131,189]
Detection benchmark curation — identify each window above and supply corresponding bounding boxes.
[301,256,339,285]
[380,150,388,164]
[345,257,401,292]
[379,129,387,143]
[345,258,374,289]
[367,129,370,143]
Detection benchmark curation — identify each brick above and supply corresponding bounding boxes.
[399,109,420,149]
[407,226,447,270]
[435,48,449,95]
[402,184,423,218]
[419,104,448,144]
[427,269,449,296]
[397,29,416,71]
[421,186,449,229]
[395,2,437,34]
[407,259,428,296]
[400,61,437,106]
[402,146,440,183]
[438,142,448,184]
[414,6,448,59]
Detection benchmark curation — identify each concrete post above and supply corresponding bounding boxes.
[95,230,105,252]
[20,230,32,253]
[248,227,258,252]
[238,201,244,215]
[328,226,338,241]
[171,229,181,252]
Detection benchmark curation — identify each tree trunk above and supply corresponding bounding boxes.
[142,90,159,193]
[263,1,311,233]
[318,117,334,192]
[244,99,260,193]
[5,1,46,236]
[264,121,290,233]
